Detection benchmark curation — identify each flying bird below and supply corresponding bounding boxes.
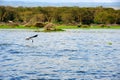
[26,34,38,43]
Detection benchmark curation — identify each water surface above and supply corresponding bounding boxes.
[0,29,120,80]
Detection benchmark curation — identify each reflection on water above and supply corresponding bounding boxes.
[0,29,120,80]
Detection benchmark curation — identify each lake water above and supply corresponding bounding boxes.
[0,29,120,80]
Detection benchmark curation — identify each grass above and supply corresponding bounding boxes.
[89,25,120,29]
[56,25,78,29]
[56,25,120,29]
[0,25,120,30]
[0,25,38,29]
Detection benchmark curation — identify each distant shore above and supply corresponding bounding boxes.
[0,6,120,30]
[0,1,120,10]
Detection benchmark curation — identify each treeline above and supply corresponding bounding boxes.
[0,6,120,25]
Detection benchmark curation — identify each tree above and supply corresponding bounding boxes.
[115,10,120,24]
[0,6,6,21]
[61,12,74,24]
[81,8,94,25]
[3,7,17,22]
[0,6,119,25]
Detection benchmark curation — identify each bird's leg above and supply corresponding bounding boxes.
[31,39,34,43]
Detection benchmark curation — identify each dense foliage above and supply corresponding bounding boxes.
[0,6,120,25]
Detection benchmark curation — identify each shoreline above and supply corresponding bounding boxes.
[0,28,120,31]
[0,25,120,30]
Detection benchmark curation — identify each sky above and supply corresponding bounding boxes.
[4,0,120,3]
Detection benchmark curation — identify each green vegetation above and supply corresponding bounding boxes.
[56,25,120,29]
[0,25,37,29]
[57,25,78,29]
[0,6,120,30]
[108,42,112,45]
[0,25,120,29]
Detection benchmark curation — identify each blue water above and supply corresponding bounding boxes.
[0,29,120,80]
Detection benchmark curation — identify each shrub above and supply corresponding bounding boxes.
[81,25,90,28]
[33,22,44,28]
[99,24,111,28]
[24,23,32,27]
[99,24,105,28]
[44,23,56,31]
[7,23,19,27]
[77,24,82,27]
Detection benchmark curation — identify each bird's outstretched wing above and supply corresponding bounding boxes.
[26,34,38,40]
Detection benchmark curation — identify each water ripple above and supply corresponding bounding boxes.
[0,29,120,80]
